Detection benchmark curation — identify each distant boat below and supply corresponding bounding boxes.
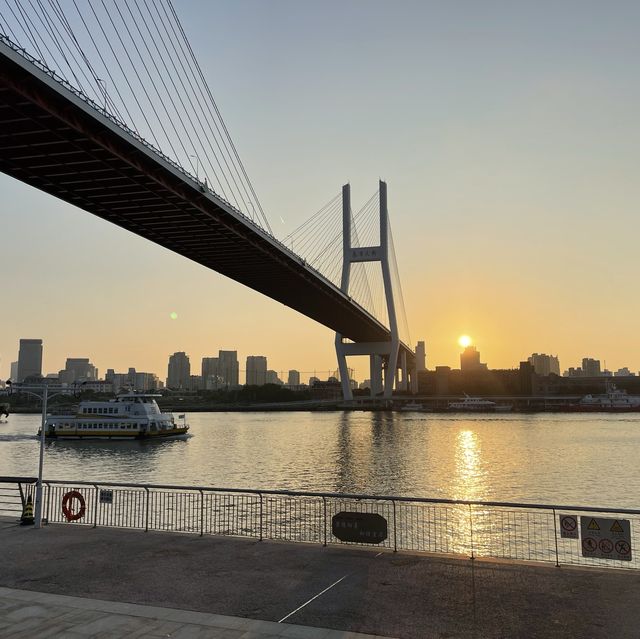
[448,395,512,413]
[577,383,640,411]
[40,394,189,440]
[400,401,432,413]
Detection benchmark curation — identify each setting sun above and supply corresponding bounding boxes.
[458,335,472,348]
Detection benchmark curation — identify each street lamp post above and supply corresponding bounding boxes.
[34,384,48,528]
[4,380,80,528]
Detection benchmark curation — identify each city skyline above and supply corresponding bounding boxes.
[3,1,640,380]
[6,336,640,388]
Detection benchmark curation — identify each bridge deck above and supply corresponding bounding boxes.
[0,39,411,351]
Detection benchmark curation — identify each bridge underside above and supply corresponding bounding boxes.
[0,42,414,356]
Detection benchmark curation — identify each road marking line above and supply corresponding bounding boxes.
[277,574,349,623]
[278,550,386,623]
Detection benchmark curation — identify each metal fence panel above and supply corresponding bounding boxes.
[1,477,638,571]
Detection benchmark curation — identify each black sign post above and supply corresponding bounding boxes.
[332,511,388,544]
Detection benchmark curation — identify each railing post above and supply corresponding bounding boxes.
[17,482,25,509]
[392,500,397,552]
[468,504,475,560]
[199,490,204,537]
[45,482,51,524]
[259,493,263,541]
[93,485,99,528]
[144,487,150,532]
[552,508,560,567]
[323,496,327,547]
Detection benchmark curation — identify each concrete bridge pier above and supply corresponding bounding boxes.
[336,181,413,401]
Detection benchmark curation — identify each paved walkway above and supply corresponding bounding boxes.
[0,586,388,638]
[2,519,640,638]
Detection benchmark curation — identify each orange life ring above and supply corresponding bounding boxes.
[61,490,86,522]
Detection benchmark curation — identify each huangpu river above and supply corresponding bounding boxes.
[2,411,639,508]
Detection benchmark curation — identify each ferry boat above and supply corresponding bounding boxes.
[40,394,189,440]
[448,395,512,413]
[577,384,640,411]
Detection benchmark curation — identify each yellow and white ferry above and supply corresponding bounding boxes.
[41,394,189,440]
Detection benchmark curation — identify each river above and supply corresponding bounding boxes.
[1,411,638,508]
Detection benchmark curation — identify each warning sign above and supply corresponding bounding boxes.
[579,516,632,561]
[610,520,624,533]
[559,514,579,539]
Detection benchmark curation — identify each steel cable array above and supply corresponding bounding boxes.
[0,0,271,233]
[283,188,411,338]
[0,2,411,338]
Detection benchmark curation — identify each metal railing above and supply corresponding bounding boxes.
[1,477,639,570]
[0,476,35,516]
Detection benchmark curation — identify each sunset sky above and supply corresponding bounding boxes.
[3,1,640,382]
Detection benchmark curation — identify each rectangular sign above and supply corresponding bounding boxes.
[332,511,387,544]
[99,489,113,504]
[559,514,579,539]
[580,516,632,561]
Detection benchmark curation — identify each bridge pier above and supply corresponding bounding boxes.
[335,181,414,401]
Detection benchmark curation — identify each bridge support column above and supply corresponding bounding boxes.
[335,334,353,401]
[335,181,412,401]
[398,350,408,392]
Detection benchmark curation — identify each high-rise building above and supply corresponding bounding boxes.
[266,370,282,385]
[246,356,267,386]
[17,339,43,382]
[527,353,560,377]
[189,375,203,391]
[201,357,220,389]
[415,341,426,372]
[582,358,601,377]
[105,367,159,393]
[167,352,190,389]
[218,350,239,387]
[59,358,98,384]
[287,370,300,386]
[460,346,487,372]
[9,361,18,382]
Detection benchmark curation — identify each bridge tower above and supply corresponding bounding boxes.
[335,181,415,400]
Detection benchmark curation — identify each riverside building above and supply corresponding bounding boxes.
[17,338,43,382]
[527,353,560,376]
[167,352,191,390]
[246,356,267,386]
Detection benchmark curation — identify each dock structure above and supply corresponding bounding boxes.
[2,519,640,638]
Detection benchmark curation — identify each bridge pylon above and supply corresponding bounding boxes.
[335,181,414,400]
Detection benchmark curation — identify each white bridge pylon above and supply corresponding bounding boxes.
[335,181,417,400]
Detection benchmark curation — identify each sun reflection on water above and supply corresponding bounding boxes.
[454,429,487,503]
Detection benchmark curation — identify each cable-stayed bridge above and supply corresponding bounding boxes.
[0,1,416,399]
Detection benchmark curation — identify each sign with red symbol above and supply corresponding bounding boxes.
[579,517,632,561]
[559,514,578,539]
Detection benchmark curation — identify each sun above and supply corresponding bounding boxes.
[458,335,472,348]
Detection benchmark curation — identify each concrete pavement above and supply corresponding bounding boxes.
[0,586,389,638]
[2,518,640,638]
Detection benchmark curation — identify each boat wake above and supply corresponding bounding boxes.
[0,433,38,442]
